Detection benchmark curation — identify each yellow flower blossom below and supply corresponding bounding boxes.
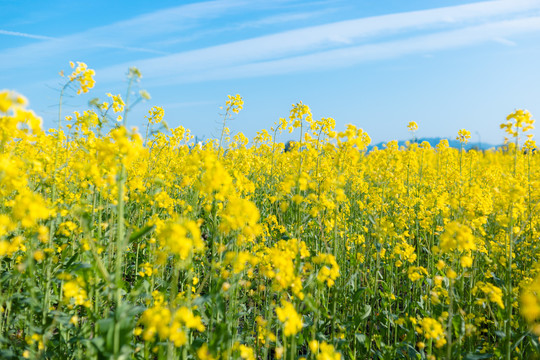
[276,300,303,336]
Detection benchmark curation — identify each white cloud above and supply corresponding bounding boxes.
[0,29,55,40]
[156,100,218,109]
[0,29,170,57]
[3,0,540,86]
[94,44,169,55]
[230,9,331,29]
[0,0,253,70]
[149,9,329,48]
[94,0,540,83]
[146,16,540,84]
[492,37,517,46]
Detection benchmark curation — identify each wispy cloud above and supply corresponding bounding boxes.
[231,9,332,29]
[150,9,329,48]
[3,0,540,89]
[0,29,170,55]
[492,37,518,46]
[94,44,169,55]
[157,100,218,109]
[94,0,540,84]
[182,17,540,83]
[0,29,55,41]
[0,33,171,61]
[0,0,254,71]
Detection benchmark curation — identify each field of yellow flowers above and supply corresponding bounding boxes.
[1,62,539,360]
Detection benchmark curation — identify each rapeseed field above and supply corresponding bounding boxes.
[0,63,539,359]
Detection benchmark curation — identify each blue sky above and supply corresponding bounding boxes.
[1,0,540,145]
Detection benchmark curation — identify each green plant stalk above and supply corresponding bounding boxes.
[283,330,287,360]
[505,204,514,360]
[505,134,518,360]
[270,122,282,177]
[447,275,454,360]
[263,285,272,360]
[167,261,181,360]
[113,163,126,358]
[42,80,71,331]
[218,109,230,159]
[113,74,134,358]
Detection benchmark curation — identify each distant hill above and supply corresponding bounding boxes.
[368,137,500,151]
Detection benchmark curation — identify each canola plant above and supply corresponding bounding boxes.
[0,63,539,360]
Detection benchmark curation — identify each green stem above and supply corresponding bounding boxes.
[113,74,134,359]
[42,80,70,329]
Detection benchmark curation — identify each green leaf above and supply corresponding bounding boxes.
[355,333,367,344]
[129,224,156,243]
[361,304,372,320]
[464,353,493,360]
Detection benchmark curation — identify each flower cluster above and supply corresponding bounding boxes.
[68,61,96,94]
[1,63,540,359]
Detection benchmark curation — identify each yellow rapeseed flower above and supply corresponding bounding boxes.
[276,300,303,336]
